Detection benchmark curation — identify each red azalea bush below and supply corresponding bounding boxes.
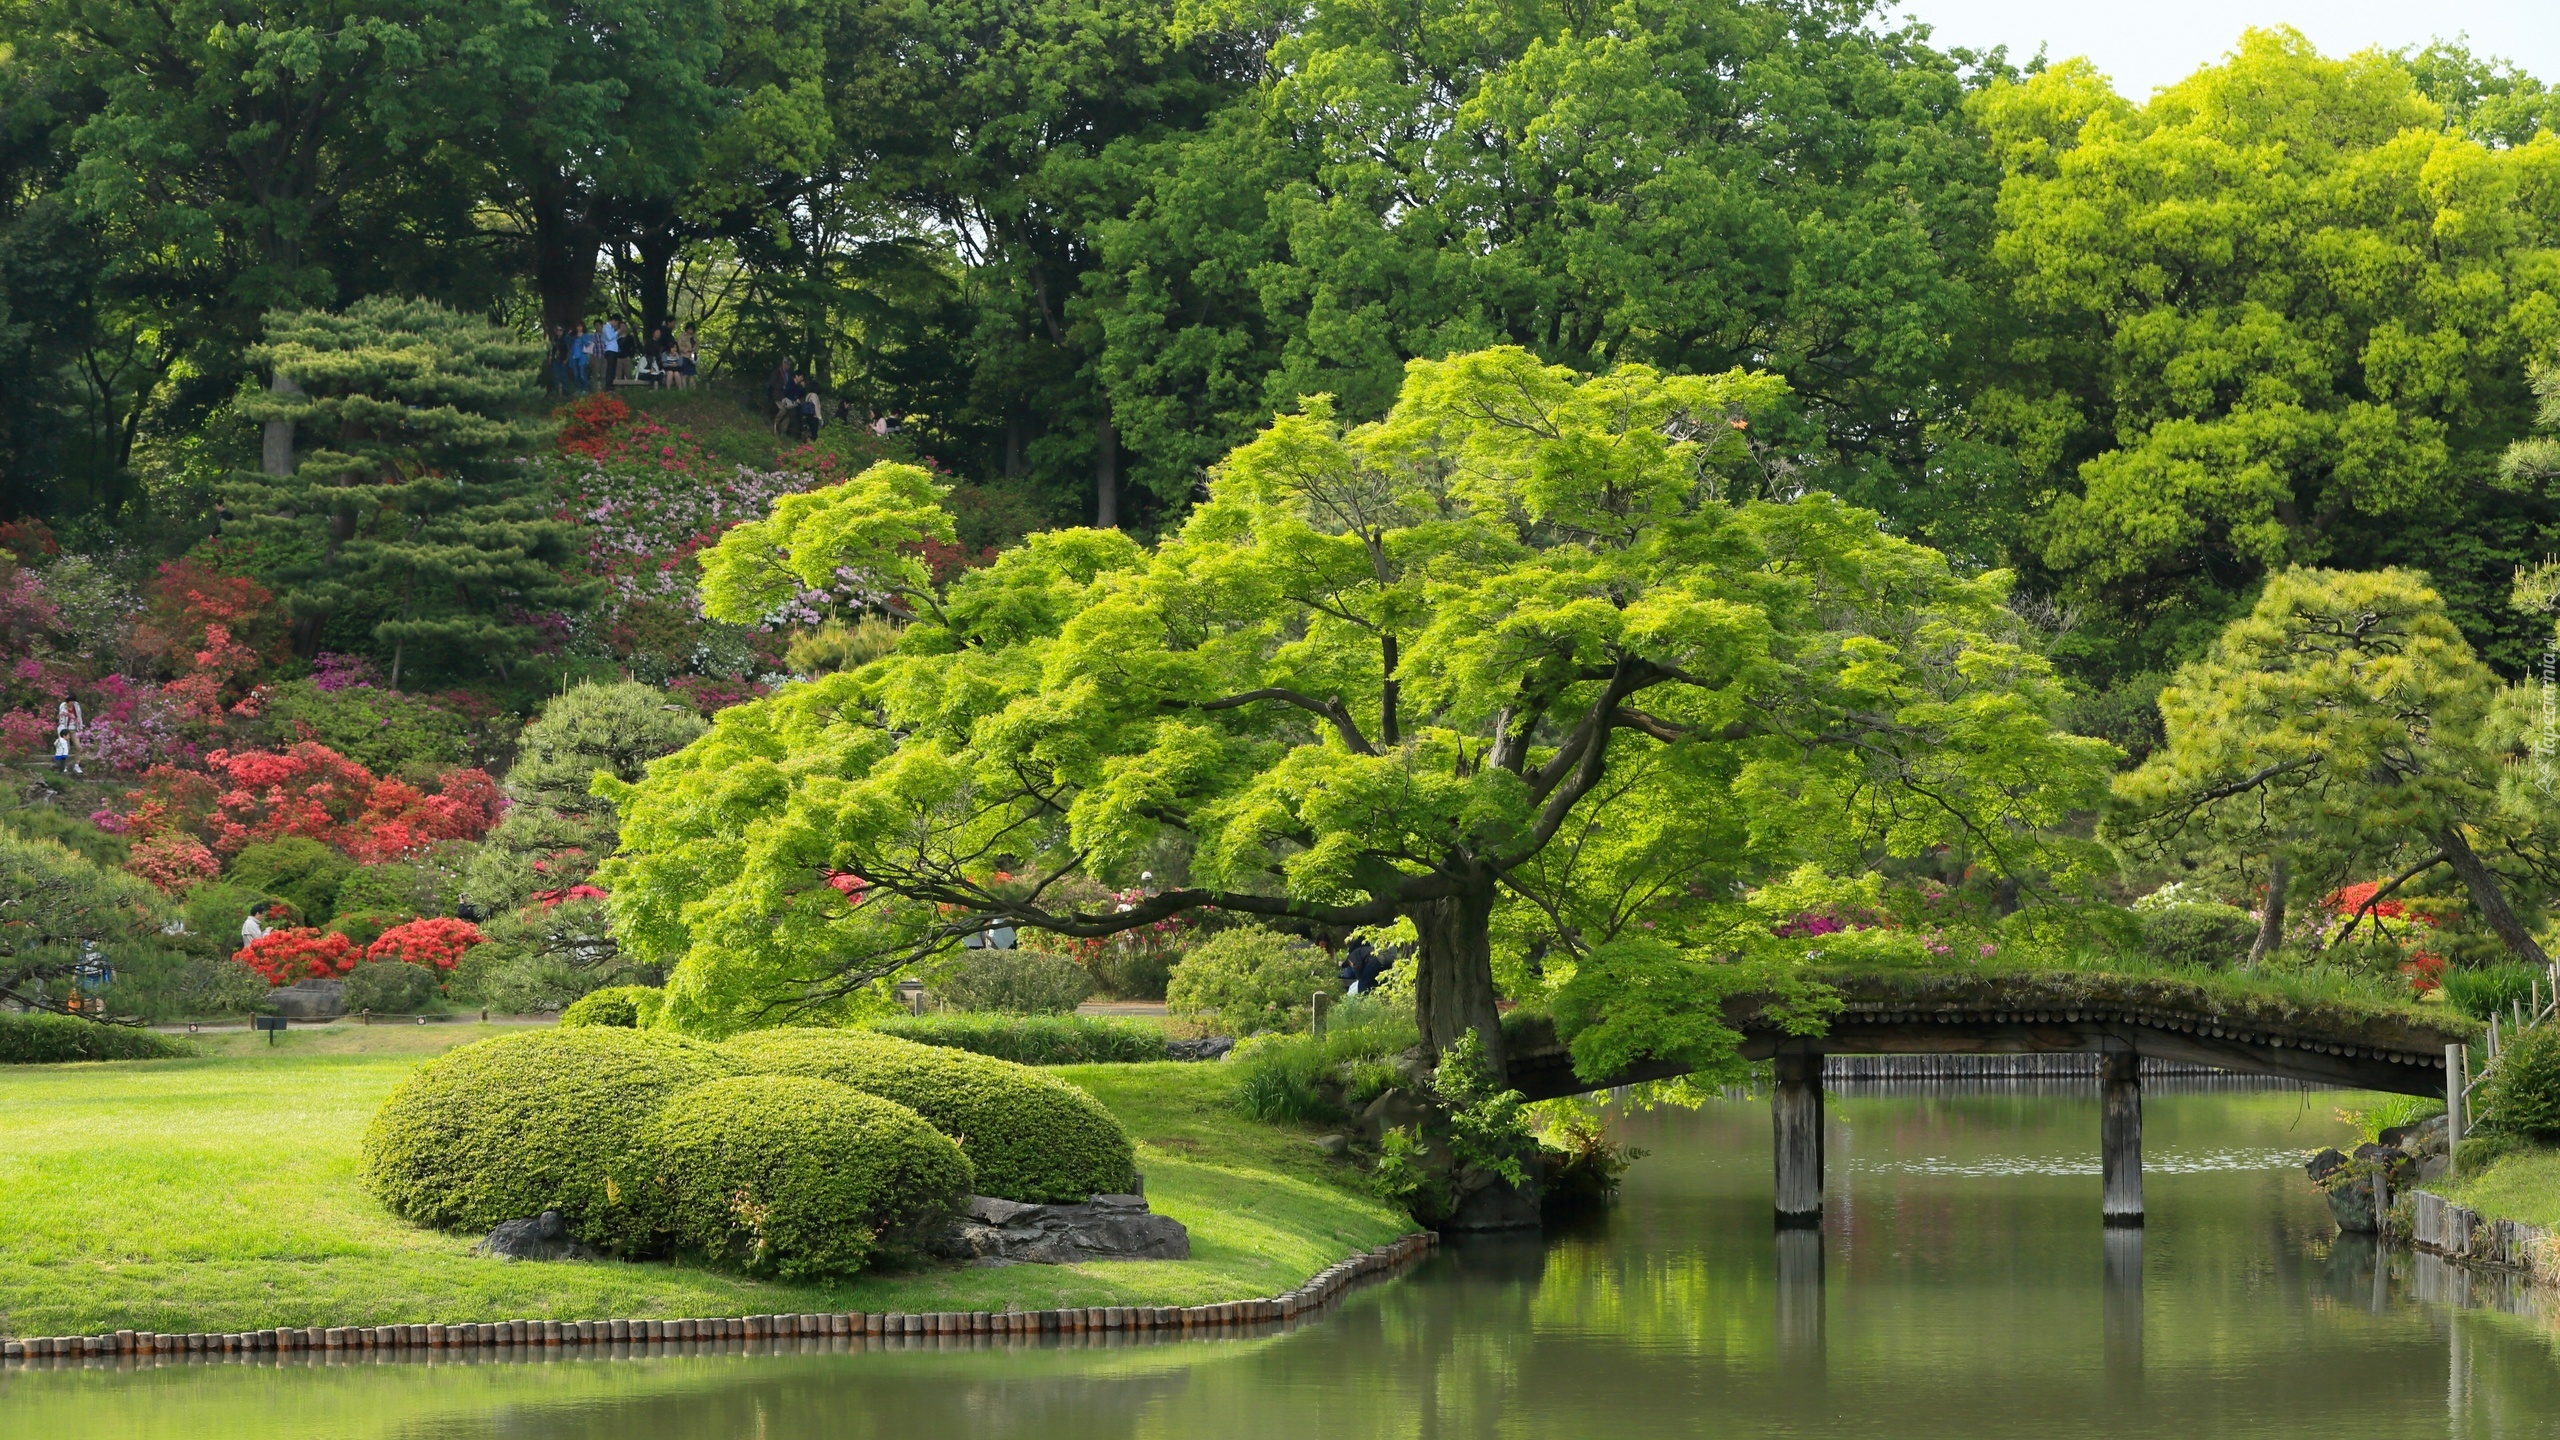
[366,917,485,971]
[236,927,358,985]
[119,742,502,859]
[126,831,220,893]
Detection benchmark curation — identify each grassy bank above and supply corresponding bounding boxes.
[2437,1144,2560,1230]
[0,1025,1406,1337]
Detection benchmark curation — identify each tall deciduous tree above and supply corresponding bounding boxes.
[227,296,587,680]
[2108,567,2555,967]
[600,347,2111,1070]
[1977,30,2560,677]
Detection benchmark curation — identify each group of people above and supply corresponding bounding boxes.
[549,317,698,395]
[50,692,80,775]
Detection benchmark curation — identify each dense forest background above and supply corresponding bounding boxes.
[0,0,2555,736]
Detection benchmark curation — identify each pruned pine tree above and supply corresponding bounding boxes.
[230,296,588,684]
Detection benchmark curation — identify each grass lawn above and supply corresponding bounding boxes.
[2438,1144,2560,1230]
[0,1024,1408,1337]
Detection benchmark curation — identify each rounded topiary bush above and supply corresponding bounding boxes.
[721,1028,1135,1202]
[1167,925,1336,1035]
[0,1013,191,1063]
[2139,903,2259,968]
[559,985,665,1029]
[2482,1024,2560,1141]
[648,1075,973,1280]
[361,1026,740,1250]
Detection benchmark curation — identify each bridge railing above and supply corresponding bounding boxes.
[2450,960,2560,1147]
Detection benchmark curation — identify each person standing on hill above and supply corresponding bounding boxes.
[598,316,620,389]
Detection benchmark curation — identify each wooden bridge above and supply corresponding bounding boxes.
[1504,976,2474,1230]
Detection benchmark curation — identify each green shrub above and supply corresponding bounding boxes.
[506,680,706,816]
[1228,993,1421,1122]
[1233,1054,1343,1124]
[2443,964,2541,1022]
[335,862,444,918]
[871,1013,1163,1064]
[360,1027,740,1250]
[647,1075,971,1280]
[1167,926,1335,1036]
[258,679,467,775]
[925,949,1092,1014]
[2139,903,2259,968]
[2482,1024,2560,1141]
[0,1012,192,1063]
[225,839,354,925]
[183,882,276,945]
[783,616,905,677]
[0,804,130,867]
[342,960,443,1014]
[324,910,410,952]
[446,898,648,1011]
[1081,941,1178,1001]
[721,1028,1135,1202]
[560,985,666,1029]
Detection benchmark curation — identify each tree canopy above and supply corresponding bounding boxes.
[601,347,2114,1072]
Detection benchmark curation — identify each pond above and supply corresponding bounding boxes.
[9,1082,2560,1439]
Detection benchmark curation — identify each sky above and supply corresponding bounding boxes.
[1885,0,2560,98]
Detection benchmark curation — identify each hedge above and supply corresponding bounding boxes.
[559,985,666,1029]
[872,1013,1166,1065]
[647,1075,972,1280]
[722,1028,1136,1203]
[0,1012,191,1063]
[360,1027,740,1250]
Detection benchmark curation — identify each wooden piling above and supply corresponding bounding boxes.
[1772,1049,1823,1227]
[2101,1049,2143,1227]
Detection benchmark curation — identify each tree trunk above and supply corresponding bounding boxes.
[1408,867,1505,1075]
[262,371,300,479]
[631,212,678,338]
[2437,826,2550,966]
[532,175,603,333]
[2246,851,2287,970]
[1096,414,1119,529]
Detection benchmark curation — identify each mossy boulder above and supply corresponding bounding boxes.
[647,1075,972,1279]
[360,1026,740,1250]
[721,1027,1136,1202]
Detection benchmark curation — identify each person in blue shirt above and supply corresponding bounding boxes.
[568,322,593,393]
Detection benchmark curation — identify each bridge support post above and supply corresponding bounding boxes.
[2101,1049,2142,1227]
[1773,1049,1823,1228]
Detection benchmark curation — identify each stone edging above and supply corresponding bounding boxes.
[1,1230,1438,1367]
[2407,1190,2552,1275]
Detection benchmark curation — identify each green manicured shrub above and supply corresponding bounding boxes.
[2443,964,2541,1022]
[324,910,410,952]
[560,985,666,1029]
[2482,1024,2560,1141]
[647,1075,971,1280]
[2139,903,2259,968]
[0,1013,191,1063]
[506,680,707,815]
[258,678,468,775]
[360,1026,740,1249]
[722,1027,1135,1202]
[1167,926,1336,1036]
[925,949,1092,1014]
[872,1013,1163,1064]
[342,960,442,1014]
[225,838,354,925]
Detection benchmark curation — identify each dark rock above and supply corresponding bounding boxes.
[2306,1147,2348,1185]
[474,1210,602,1262]
[1315,1133,1351,1157]
[934,1193,1191,1265]
[1165,1036,1235,1062]
[1445,1160,1545,1232]
[1356,1088,1429,1144]
[269,979,345,1020]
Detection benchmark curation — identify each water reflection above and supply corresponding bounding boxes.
[10,1087,2560,1440]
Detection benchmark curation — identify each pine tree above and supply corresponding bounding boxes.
[231,296,590,685]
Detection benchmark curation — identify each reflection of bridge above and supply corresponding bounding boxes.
[1506,979,2473,1229]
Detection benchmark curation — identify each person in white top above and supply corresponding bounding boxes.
[53,692,82,775]
[240,904,269,949]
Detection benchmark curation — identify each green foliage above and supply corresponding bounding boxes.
[0,828,172,1014]
[645,1075,972,1281]
[341,960,443,1014]
[334,861,446,919]
[784,616,905,677]
[0,805,130,868]
[2140,904,2260,969]
[1233,1060,1344,1126]
[719,1027,1135,1202]
[0,1012,190,1063]
[1430,1031,1535,1189]
[2443,964,2544,1022]
[605,350,2111,1071]
[507,681,708,817]
[182,883,271,945]
[1977,33,2560,674]
[227,297,586,684]
[2338,1093,2446,1145]
[559,985,667,1029]
[1551,936,1842,1089]
[1166,928,1333,1037]
[324,911,407,953]
[924,949,1092,1015]
[359,1027,741,1250]
[870,1013,1163,1065]
[1228,994,1422,1121]
[2481,1024,2560,1141]
[256,680,467,775]
[447,898,646,1012]
[457,809,610,917]
[225,839,355,926]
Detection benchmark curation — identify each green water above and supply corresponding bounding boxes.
[10,1084,2560,1439]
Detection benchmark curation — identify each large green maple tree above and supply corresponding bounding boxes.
[601,348,2113,1072]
